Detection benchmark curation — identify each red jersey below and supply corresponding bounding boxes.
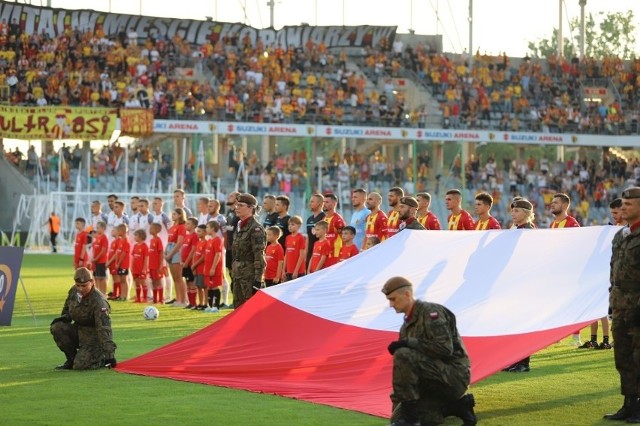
[447,210,475,230]
[167,223,186,243]
[92,233,109,263]
[284,233,306,274]
[131,241,148,275]
[181,231,199,263]
[550,216,580,228]
[386,209,402,238]
[204,236,224,279]
[338,244,360,262]
[309,239,332,273]
[192,239,208,275]
[148,236,164,270]
[74,230,89,264]
[107,238,119,270]
[324,212,345,267]
[418,211,441,230]
[115,238,131,269]
[364,210,388,248]
[475,216,501,230]
[265,242,285,280]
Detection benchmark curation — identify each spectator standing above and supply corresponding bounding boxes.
[48,212,61,253]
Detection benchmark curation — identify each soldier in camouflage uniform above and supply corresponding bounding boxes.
[398,197,426,231]
[382,276,476,426]
[605,187,640,422]
[50,267,117,370]
[231,193,266,308]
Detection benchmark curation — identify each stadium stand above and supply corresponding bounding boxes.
[2,22,639,227]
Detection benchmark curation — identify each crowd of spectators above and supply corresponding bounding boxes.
[2,17,640,133]
[366,41,640,134]
[0,20,413,126]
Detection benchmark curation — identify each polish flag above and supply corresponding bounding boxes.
[117,226,617,417]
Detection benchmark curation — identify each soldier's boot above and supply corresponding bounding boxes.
[389,400,421,426]
[625,401,640,424]
[603,395,639,421]
[55,351,75,370]
[442,393,477,425]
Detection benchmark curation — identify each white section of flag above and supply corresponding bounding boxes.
[264,226,618,336]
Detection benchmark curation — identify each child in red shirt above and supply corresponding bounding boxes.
[283,215,306,282]
[73,217,89,269]
[308,221,331,274]
[204,221,224,311]
[338,226,360,262]
[182,217,199,309]
[189,225,208,310]
[265,226,284,287]
[114,224,131,301]
[131,229,149,303]
[105,228,120,300]
[92,221,109,294]
[148,222,165,303]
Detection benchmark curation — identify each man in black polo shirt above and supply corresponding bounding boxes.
[275,195,291,248]
[262,194,279,228]
[305,193,326,266]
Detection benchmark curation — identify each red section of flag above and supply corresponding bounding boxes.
[117,291,592,417]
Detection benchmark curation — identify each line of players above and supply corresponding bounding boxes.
[71,190,230,311]
[262,187,623,363]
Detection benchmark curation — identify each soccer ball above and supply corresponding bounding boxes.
[143,306,159,320]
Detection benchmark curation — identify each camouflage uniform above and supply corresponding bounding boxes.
[231,216,266,308]
[390,300,470,425]
[610,224,640,396]
[401,217,426,231]
[50,286,117,370]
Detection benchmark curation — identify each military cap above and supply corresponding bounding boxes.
[400,196,419,208]
[236,193,258,207]
[622,187,640,199]
[74,267,94,283]
[511,199,533,211]
[381,276,413,295]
